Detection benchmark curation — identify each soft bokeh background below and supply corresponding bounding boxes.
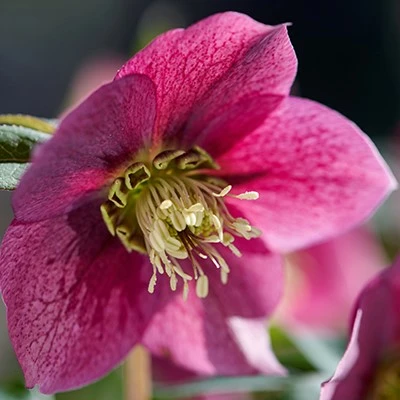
[1,0,400,399]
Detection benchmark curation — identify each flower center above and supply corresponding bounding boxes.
[100,146,260,299]
[368,352,400,400]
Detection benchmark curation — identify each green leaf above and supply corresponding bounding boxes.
[286,373,326,400]
[270,326,316,372]
[0,163,30,190]
[0,122,52,190]
[55,367,123,400]
[0,125,50,163]
[154,376,286,399]
[0,391,26,400]
[0,383,54,400]
[284,330,344,374]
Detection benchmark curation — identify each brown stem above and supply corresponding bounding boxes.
[124,345,152,400]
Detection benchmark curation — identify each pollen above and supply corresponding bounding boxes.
[101,146,260,299]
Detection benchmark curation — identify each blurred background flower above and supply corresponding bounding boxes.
[0,0,399,399]
[278,225,387,333]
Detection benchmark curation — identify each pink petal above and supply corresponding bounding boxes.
[143,283,285,377]
[190,94,284,157]
[279,226,386,332]
[319,310,366,400]
[207,238,283,319]
[220,97,396,253]
[320,261,400,400]
[0,203,158,394]
[116,13,296,145]
[186,25,296,152]
[228,317,285,376]
[13,74,157,223]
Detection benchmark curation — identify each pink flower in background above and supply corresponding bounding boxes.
[0,12,395,393]
[279,226,386,332]
[62,53,126,114]
[320,257,400,399]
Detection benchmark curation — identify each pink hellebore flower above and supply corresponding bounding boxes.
[280,226,386,332]
[0,12,395,393]
[320,258,400,399]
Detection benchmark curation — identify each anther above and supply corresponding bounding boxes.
[170,274,178,291]
[196,275,209,298]
[221,270,228,284]
[169,210,186,231]
[213,185,232,197]
[234,191,259,200]
[148,269,157,293]
[183,281,189,300]
[160,200,173,209]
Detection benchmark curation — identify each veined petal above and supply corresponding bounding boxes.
[13,74,157,223]
[191,93,284,158]
[143,280,285,377]
[220,97,396,253]
[207,238,283,319]
[0,203,158,394]
[186,25,296,151]
[116,13,296,145]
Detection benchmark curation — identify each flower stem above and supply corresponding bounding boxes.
[124,345,152,400]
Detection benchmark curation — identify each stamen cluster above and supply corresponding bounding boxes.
[101,147,260,299]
